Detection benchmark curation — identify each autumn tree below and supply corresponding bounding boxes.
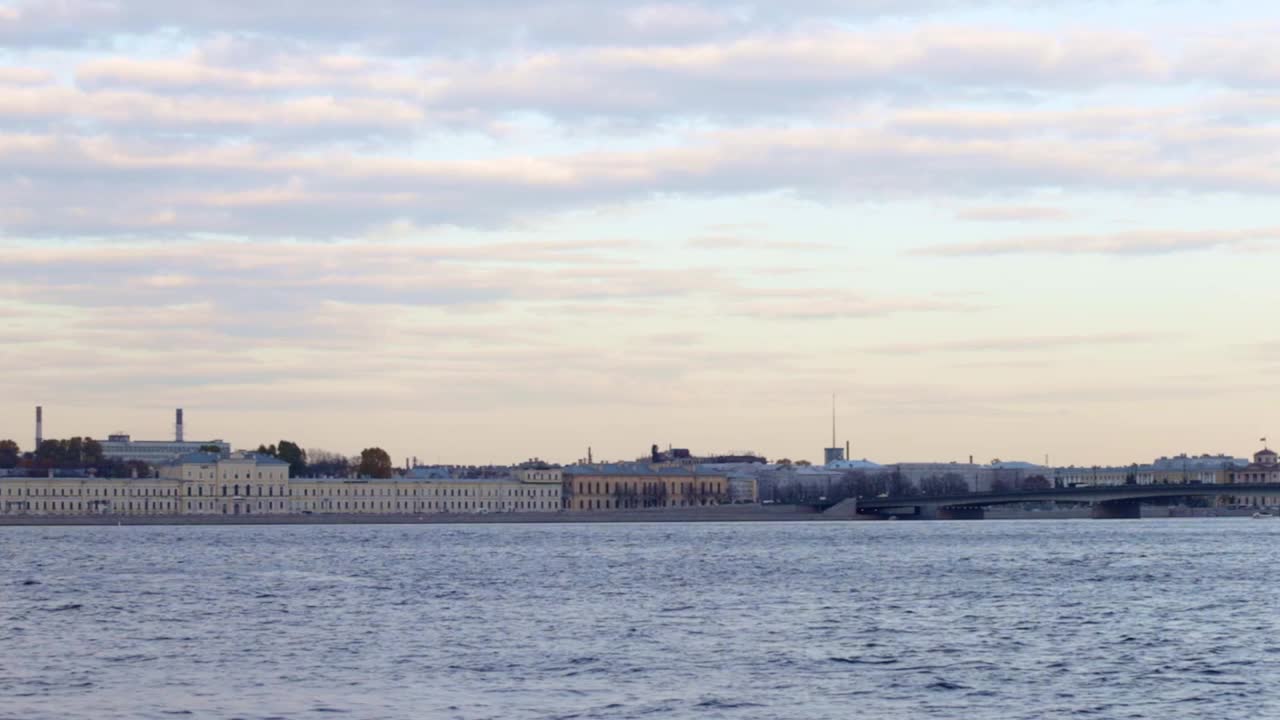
[357,447,394,479]
[0,439,19,469]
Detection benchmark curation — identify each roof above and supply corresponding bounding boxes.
[826,459,883,470]
[564,462,726,477]
[165,451,287,466]
[987,461,1046,470]
[167,451,223,465]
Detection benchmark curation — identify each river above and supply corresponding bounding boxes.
[2,520,1277,719]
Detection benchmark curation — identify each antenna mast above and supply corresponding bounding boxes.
[831,392,836,450]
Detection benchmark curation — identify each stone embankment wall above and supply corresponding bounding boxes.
[0,504,823,526]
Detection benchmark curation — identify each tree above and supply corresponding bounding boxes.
[357,447,393,479]
[1021,475,1051,491]
[33,437,104,469]
[0,439,19,469]
[99,458,154,479]
[275,440,307,478]
[919,473,971,496]
[307,449,351,478]
[255,443,278,457]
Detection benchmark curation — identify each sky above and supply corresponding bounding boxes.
[1,0,1278,467]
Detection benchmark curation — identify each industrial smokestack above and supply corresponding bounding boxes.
[175,408,184,442]
[35,406,43,448]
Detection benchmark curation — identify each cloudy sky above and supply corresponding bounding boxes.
[2,0,1277,467]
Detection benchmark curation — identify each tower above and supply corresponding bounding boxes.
[824,393,845,465]
[175,408,184,442]
[35,406,43,448]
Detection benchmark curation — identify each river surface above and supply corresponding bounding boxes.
[2,520,1278,719]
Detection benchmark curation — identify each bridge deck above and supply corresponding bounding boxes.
[851,483,1280,510]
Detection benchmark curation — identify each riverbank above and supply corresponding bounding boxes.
[0,504,825,526]
[1,503,1262,526]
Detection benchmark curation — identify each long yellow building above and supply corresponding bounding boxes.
[564,464,728,510]
[0,452,562,517]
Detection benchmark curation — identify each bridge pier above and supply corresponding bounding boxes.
[1091,499,1142,520]
[937,506,985,520]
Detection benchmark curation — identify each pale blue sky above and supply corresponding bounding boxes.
[1,0,1277,466]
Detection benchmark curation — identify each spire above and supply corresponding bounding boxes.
[831,392,837,450]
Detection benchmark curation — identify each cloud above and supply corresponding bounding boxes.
[953,206,1072,222]
[66,27,1168,116]
[685,235,836,251]
[0,2,1047,51]
[0,66,53,85]
[3,115,1279,239]
[915,227,1280,257]
[734,288,986,319]
[865,332,1170,355]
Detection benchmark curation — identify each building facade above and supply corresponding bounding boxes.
[101,434,231,464]
[160,452,291,514]
[0,454,562,517]
[0,474,182,515]
[565,464,728,510]
[290,477,561,514]
[1225,448,1280,507]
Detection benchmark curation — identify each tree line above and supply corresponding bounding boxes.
[766,470,1055,504]
[253,441,394,479]
[0,437,151,478]
[0,437,396,480]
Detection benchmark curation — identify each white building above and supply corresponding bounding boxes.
[888,462,981,491]
[160,451,291,515]
[101,434,231,464]
[1054,466,1137,487]
[3,454,563,517]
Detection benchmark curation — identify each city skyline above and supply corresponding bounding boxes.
[0,403,1270,470]
[3,0,1279,466]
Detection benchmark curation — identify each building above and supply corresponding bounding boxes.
[1054,466,1138,487]
[1225,448,1280,507]
[289,475,562,515]
[98,409,231,464]
[1,455,562,517]
[564,463,728,510]
[726,476,758,503]
[512,466,563,485]
[1151,454,1245,484]
[885,462,979,491]
[1,473,183,516]
[101,434,231,464]
[159,452,290,515]
[976,461,1050,492]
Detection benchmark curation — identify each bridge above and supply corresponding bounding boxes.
[821,483,1280,520]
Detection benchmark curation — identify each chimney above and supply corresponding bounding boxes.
[175,408,184,442]
[35,406,43,448]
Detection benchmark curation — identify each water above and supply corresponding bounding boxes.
[2,520,1278,719]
